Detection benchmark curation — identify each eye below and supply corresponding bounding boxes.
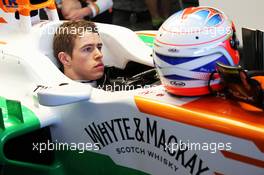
[97,45,102,51]
[83,47,93,52]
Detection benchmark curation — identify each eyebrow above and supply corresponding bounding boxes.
[80,43,103,50]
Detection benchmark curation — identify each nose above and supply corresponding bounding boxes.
[94,47,103,60]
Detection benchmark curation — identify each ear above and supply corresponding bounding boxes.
[57,52,72,67]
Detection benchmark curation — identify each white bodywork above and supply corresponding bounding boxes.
[0,6,263,175]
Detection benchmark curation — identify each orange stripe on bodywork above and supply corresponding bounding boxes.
[0,41,7,44]
[135,96,264,153]
[0,17,7,23]
[136,32,157,37]
[221,151,264,168]
[239,102,263,112]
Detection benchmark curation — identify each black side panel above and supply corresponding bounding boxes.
[242,28,264,71]
[4,127,55,165]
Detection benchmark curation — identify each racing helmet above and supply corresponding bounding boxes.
[153,6,240,96]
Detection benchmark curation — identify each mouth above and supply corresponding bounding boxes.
[94,63,104,71]
[95,63,104,68]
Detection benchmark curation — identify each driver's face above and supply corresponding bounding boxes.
[70,32,104,80]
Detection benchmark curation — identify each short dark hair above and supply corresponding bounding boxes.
[53,20,98,71]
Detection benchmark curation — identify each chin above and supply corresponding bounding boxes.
[93,72,104,80]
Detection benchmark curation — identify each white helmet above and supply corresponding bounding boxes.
[153,6,240,96]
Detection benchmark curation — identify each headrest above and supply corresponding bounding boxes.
[37,21,63,68]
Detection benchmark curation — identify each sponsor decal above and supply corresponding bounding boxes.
[168,48,179,53]
[84,117,210,175]
[170,81,186,87]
